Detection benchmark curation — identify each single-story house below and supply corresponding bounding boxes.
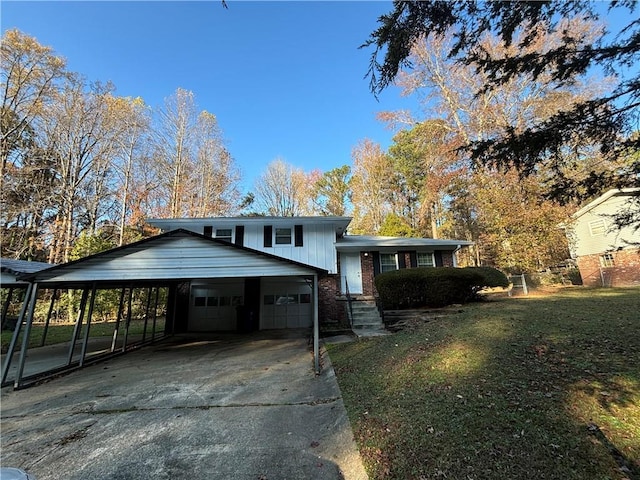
[565,188,640,287]
[2,216,471,388]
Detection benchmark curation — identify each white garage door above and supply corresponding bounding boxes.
[261,278,312,329]
[189,280,244,331]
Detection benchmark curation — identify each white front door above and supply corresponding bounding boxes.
[340,252,363,294]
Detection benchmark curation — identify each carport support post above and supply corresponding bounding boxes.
[111,287,126,352]
[151,287,160,342]
[66,288,89,366]
[1,286,15,329]
[79,283,97,367]
[13,283,39,389]
[122,285,133,351]
[142,286,153,342]
[40,288,58,347]
[1,283,33,386]
[313,273,320,374]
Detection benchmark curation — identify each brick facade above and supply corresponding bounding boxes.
[318,274,349,329]
[576,248,640,287]
[360,252,377,297]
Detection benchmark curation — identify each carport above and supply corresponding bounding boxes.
[2,229,326,389]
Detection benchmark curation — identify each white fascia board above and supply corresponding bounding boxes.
[335,235,473,251]
[572,188,640,219]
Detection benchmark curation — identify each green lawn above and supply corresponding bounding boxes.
[327,287,640,480]
[1,318,164,354]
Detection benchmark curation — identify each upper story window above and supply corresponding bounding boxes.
[215,228,232,242]
[275,228,292,245]
[380,253,398,273]
[417,252,435,267]
[589,219,606,236]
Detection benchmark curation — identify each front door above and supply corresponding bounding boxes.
[340,252,363,294]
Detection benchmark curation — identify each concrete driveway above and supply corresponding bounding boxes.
[0,331,368,480]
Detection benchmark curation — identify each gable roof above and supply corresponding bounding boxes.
[1,258,53,276]
[572,188,640,220]
[18,229,326,286]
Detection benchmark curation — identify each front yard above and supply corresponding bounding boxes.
[327,287,640,480]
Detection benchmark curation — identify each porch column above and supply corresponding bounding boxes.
[14,282,39,389]
[313,273,320,374]
[1,283,33,386]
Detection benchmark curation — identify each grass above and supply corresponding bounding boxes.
[1,318,164,354]
[327,287,640,480]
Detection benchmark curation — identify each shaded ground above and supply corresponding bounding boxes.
[1,331,368,480]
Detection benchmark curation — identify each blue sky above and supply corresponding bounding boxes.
[2,1,412,192]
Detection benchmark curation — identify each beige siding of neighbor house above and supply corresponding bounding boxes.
[571,194,640,258]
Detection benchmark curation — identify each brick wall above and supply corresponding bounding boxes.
[318,274,349,329]
[361,252,377,297]
[576,248,640,287]
[441,251,454,267]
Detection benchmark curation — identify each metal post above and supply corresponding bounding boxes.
[1,283,33,385]
[13,283,39,389]
[79,283,97,367]
[313,274,320,374]
[111,287,126,352]
[151,287,160,342]
[40,288,58,347]
[66,288,89,366]
[122,285,133,351]
[1,286,15,329]
[143,286,153,342]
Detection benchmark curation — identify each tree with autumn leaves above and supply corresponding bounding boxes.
[3,17,632,274]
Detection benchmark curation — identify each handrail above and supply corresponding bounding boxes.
[344,277,354,329]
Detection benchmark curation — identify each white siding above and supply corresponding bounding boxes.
[32,235,318,283]
[241,222,338,272]
[572,194,640,257]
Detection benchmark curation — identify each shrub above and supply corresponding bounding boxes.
[463,267,510,289]
[375,267,485,309]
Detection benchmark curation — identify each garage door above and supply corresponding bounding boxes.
[261,278,312,329]
[189,280,244,331]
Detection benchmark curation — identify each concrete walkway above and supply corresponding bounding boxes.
[0,332,368,480]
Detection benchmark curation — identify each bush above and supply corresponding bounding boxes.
[375,267,486,309]
[463,267,510,290]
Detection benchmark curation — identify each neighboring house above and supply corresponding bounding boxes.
[566,188,640,287]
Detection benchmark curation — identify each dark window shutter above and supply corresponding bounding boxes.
[398,251,406,269]
[434,251,443,267]
[203,226,213,237]
[235,225,244,247]
[263,225,273,247]
[409,251,418,268]
[294,225,303,247]
[372,252,381,276]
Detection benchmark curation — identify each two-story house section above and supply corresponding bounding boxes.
[566,188,640,287]
[146,216,472,332]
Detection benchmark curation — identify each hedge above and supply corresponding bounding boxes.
[374,266,509,309]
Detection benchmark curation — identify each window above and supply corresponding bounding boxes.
[589,219,606,236]
[600,253,615,267]
[275,228,292,245]
[215,228,232,242]
[417,252,435,267]
[380,253,397,273]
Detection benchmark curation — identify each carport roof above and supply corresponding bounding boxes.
[17,229,327,287]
